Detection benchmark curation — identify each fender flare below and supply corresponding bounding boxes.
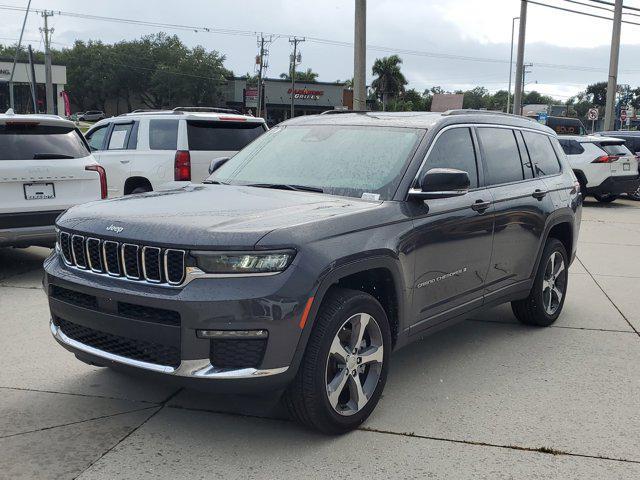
[531,210,576,278]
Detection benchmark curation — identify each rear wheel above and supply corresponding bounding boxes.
[627,186,640,201]
[594,193,618,203]
[577,177,587,201]
[283,288,391,434]
[130,186,151,194]
[512,238,568,327]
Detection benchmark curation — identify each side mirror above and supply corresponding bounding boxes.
[409,168,470,200]
[208,157,230,175]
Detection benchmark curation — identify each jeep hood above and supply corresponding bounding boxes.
[56,184,382,249]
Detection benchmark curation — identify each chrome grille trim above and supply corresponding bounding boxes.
[86,238,103,273]
[121,243,140,280]
[164,249,186,285]
[56,230,186,287]
[142,246,162,283]
[71,234,87,269]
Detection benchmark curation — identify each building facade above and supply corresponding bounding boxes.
[225,77,350,124]
[0,59,67,114]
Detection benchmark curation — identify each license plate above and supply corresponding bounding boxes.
[24,183,55,200]
[624,163,631,171]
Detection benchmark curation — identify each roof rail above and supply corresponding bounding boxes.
[442,109,535,121]
[172,106,242,114]
[320,109,369,115]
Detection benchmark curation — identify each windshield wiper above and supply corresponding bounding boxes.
[33,153,75,159]
[246,183,324,193]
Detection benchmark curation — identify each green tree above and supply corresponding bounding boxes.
[586,82,608,107]
[371,55,408,110]
[279,68,319,82]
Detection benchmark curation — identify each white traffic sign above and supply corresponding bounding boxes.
[587,108,599,121]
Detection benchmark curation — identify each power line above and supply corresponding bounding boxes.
[529,0,640,25]
[561,0,640,17]
[583,0,640,13]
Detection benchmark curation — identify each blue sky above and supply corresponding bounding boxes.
[2,0,640,100]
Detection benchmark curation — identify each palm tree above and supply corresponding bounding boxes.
[371,55,408,110]
[280,68,319,82]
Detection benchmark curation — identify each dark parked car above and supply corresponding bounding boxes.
[597,131,640,199]
[44,110,582,434]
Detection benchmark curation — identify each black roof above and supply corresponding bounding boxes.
[282,110,554,133]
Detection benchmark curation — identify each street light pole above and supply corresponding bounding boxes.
[513,0,528,116]
[507,16,519,114]
[353,0,367,110]
[8,0,32,111]
[604,0,623,131]
[289,37,304,119]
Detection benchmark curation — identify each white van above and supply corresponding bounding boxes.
[84,108,267,197]
[0,111,105,248]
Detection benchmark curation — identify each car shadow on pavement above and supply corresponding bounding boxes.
[0,247,51,281]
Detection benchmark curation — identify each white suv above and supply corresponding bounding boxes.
[0,110,106,248]
[558,135,640,203]
[84,108,267,197]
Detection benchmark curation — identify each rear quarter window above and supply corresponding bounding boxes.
[599,143,633,156]
[149,120,179,150]
[186,121,266,151]
[0,124,90,160]
[558,139,585,155]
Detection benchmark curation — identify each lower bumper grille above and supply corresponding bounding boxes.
[54,317,180,368]
[210,338,267,369]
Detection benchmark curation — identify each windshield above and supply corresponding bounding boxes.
[0,124,90,160]
[211,125,423,200]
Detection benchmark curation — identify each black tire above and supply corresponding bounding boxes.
[512,238,568,327]
[594,193,618,203]
[627,187,640,201]
[577,177,587,201]
[283,288,392,434]
[130,186,151,195]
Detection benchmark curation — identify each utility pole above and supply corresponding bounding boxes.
[513,0,528,116]
[255,34,273,119]
[604,0,623,131]
[27,45,38,113]
[353,0,367,110]
[8,0,32,111]
[40,10,55,114]
[289,37,305,119]
[522,63,533,103]
[506,16,519,114]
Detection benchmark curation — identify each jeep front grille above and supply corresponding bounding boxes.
[58,231,186,286]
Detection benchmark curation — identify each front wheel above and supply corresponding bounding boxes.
[512,238,569,327]
[594,193,618,203]
[283,288,391,434]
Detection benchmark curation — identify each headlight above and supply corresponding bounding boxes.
[190,250,295,274]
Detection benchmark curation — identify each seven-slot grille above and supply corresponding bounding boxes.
[59,231,185,286]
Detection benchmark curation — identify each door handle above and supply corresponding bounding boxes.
[120,160,130,164]
[532,189,548,200]
[471,200,491,212]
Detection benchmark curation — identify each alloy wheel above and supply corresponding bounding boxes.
[542,251,566,316]
[325,313,384,416]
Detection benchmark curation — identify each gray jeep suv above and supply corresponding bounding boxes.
[44,110,582,434]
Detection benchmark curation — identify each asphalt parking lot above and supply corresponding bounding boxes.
[1,199,639,479]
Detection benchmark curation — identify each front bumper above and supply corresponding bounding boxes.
[587,174,640,196]
[44,252,314,392]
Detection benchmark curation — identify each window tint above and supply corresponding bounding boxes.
[0,124,90,160]
[477,128,524,185]
[149,120,179,150]
[558,139,585,155]
[187,121,265,151]
[522,131,561,176]
[108,123,134,150]
[425,128,478,188]
[86,125,108,151]
[600,143,632,156]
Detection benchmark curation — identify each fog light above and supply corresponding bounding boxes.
[196,329,268,339]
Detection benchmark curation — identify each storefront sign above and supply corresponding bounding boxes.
[287,88,324,100]
[245,87,259,107]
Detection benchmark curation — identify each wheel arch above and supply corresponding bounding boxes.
[124,176,153,195]
[532,211,576,278]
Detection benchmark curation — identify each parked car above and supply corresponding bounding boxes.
[0,109,106,248]
[84,108,268,197]
[558,135,640,203]
[596,131,640,200]
[545,116,586,136]
[78,111,106,122]
[45,110,581,434]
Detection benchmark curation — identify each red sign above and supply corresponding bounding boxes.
[287,88,324,100]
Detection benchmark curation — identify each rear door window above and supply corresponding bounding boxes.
[149,120,179,150]
[186,121,266,151]
[522,131,561,176]
[0,124,90,160]
[425,127,479,188]
[477,127,524,185]
[108,123,136,150]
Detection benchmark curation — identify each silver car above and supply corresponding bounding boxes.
[78,110,106,122]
